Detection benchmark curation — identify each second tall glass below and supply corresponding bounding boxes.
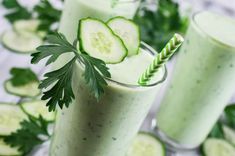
[155,11,235,150]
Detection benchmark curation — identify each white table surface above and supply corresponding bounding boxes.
[0,1,235,156]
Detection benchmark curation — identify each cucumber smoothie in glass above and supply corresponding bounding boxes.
[50,43,167,156]
[156,11,235,148]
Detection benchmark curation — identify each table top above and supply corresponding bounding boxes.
[0,1,235,156]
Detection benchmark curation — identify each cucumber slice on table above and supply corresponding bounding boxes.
[0,103,27,136]
[126,132,166,156]
[4,80,41,98]
[78,18,127,64]
[0,139,21,156]
[107,17,140,56]
[203,138,235,156]
[20,100,56,122]
[223,125,235,146]
[13,19,40,34]
[1,30,43,54]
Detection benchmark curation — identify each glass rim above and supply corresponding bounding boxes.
[77,42,167,89]
[104,42,167,89]
[192,11,235,49]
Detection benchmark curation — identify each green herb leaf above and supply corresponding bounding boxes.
[9,67,39,87]
[34,0,62,32]
[40,57,76,111]
[134,0,188,52]
[31,33,75,65]
[81,54,111,99]
[2,0,20,9]
[31,33,110,112]
[3,115,50,155]
[225,104,235,128]
[2,0,32,23]
[209,122,224,139]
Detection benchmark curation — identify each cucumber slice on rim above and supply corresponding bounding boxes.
[78,18,127,64]
[222,125,235,146]
[203,138,235,156]
[13,19,40,34]
[4,80,41,98]
[107,17,140,56]
[1,30,43,54]
[0,103,27,136]
[126,132,166,156]
[20,100,56,122]
[0,139,21,156]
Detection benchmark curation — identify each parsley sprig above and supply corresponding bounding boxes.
[2,0,32,23]
[34,0,62,32]
[206,104,235,139]
[31,33,111,112]
[2,0,62,34]
[3,115,50,155]
[134,0,189,52]
[9,67,39,87]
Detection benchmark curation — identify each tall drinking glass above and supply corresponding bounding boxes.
[155,11,235,151]
[50,42,167,156]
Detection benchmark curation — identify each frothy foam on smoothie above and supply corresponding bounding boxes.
[108,49,164,85]
[194,11,235,47]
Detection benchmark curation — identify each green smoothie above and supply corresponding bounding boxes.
[157,11,235,148]
[60,0,140,42]
[50,46,166,156]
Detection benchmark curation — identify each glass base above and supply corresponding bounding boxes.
[151,119,199,154]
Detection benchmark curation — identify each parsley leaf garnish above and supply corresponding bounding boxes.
[3,115,50,155]
[208,122,224,139]
[225,104,235,128]
[34,0,62,32]
[2,0,62,35]
[81,54,111,99]
[134,0,188,52]
[31,32,111,112]
[9,67,39,87]
[2,0,32,23]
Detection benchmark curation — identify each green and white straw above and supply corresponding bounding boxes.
[138,33,184,86]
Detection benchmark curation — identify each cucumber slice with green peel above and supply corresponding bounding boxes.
[0,139,21,156]
[126,132,166,156]
[13,19,40,34]
[4,80,41,98]
[78,18,127,64]
[1,30,43,53]
[222,125,235,146]
[107,17,140,56]
[203,138,235,156]
[20,100,56,122]
[0,103,27,136]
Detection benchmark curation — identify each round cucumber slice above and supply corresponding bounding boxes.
[107,17,140,56]
[0,138,21,156]
[222,125,235,146]
[78,18,127,64]
[126,132,166,156]
[0,103,27,136]
[1,30,43,54]
[20,100,56,122]
[4,80,41,98]
[13,19,40,34]
[203,138,235,156]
